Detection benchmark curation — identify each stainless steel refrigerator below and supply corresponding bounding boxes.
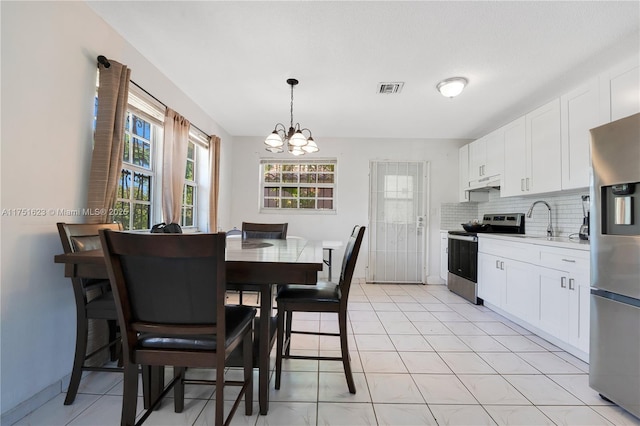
[589,112,640,419]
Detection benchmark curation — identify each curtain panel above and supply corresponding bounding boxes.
[208,136,221,232]
[86,60,130,223]
[162,108,190,224]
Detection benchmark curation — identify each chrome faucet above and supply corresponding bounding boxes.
[527,200,553,237]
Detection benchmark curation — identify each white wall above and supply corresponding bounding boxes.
[0,2,232,418]
[228,136,467,282]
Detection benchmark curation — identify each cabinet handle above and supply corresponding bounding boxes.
[526,178,530,191]
[561,276,567,288]
[500,261,505,270]
[561,259,576,263]
[569,278,575,290]
[496,260,500,269]
[521,178,525,191]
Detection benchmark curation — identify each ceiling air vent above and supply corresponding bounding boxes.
[377,82,404,94]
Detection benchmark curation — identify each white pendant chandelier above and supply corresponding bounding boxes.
[264,78,318,155]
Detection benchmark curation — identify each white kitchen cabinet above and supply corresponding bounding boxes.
[560,79,604,190]
[458,145,488,202]
[468,130,504,186]
[526,98,562,194]
[478,253,505,307]
[503,259,538,325]
[502,117,527,197]
[440,231,448,283]
[602,57,640,122]
[478,235,590,359]
[501,100,562,197]
[538,266,590,354]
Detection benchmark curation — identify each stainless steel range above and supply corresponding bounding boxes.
[448,213,525,304]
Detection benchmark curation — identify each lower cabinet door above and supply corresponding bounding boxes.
[478,253,505,307]
[538,267,570,341]
[503,259,538,324]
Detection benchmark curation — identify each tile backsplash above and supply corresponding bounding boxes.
[441,188,590,237]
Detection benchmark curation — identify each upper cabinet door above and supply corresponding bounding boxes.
[468,137,486,182]
[604,58,640,122]
[527,98,562,195]
[484,129,504,178]
[560,79,602,190]
[502,117,527,197]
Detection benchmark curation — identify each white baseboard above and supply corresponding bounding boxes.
[1,374,69,426]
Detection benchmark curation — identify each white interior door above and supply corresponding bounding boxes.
[368,161,427,283]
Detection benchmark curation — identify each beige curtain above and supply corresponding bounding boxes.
[162,108,190,224]
[208,136,221,232]
[86,59,130,224]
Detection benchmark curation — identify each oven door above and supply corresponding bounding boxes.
[448,234,478,282]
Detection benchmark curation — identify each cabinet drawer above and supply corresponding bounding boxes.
[539,248,589,272]
[479,239,535,263]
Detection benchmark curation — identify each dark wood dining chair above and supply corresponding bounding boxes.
[275,225,365,394]
[99,230,255,426]
[232,222,289,305]
[57,222,124,405]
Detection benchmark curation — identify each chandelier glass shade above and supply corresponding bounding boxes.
[264,78,318,155]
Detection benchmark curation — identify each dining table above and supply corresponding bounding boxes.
[54,235,324,415]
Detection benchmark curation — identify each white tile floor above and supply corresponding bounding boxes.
[13,281,640,426]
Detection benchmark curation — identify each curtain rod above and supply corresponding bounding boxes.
[97,55,209,138]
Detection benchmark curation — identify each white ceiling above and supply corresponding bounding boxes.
[87,1,639,141]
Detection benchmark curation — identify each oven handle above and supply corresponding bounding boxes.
[448,234,478,242]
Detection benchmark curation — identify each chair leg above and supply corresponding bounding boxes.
[216,355,225,426]
[284,310,293,357]
[173,367,186,413]
[108,319,118,361]
[121,363,139,426]
[243,330,253,415]
[339,310,356,394]
[275,306,285,390]
[64,311,89,405]
[238,290,243,305]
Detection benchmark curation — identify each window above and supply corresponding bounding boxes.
[260,159,336,212]
[113,110,159,230]
[94,78,209,231]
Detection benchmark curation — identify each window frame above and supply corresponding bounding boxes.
[259,159,337,214]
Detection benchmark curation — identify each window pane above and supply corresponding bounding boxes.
[318,199,333,209]
[132,138,151,169]
[118,170,131,199]
[185,161,194,180]
[182,207,194,227]
[114,201,131,230]
[300,199,315,209]
[300,188,316,197]
[299,173,317,183]
[133,172,151,201]
[318,173,334,183]
[282,199,298,208]
[264,187,280,197]
[282,187,298,197]
[318,188,333,197]
[264,171,281,183]
[282,164,298,172]
[264,198,280,208]
[282,173,298,183]
[132,115,151,139]
[187,142,195,160]
[184,184,194,205]
[132,204,150,230]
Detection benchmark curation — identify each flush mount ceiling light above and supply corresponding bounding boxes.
[264,78,318,156]
[436,77,468,98]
